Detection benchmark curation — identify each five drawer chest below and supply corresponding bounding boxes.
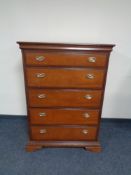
[17,42,115,152]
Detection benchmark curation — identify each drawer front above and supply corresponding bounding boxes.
[29,108,99,125]
[28,89,102,107]
[31,126,97,141]
[26,68,105,88]
[25,51,107,67]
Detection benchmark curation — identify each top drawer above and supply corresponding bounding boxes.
[24,51,107,67]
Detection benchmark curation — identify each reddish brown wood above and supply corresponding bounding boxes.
[24,51,107,67]
[17,42,115,152]
[84,146,102,152]
[26,68,105,89]
[26,144,43,152]
[17,41,115,51]
[28,89,102,108]
[30,126,97,141]
[25,141,101,152]
[29,108,99,125]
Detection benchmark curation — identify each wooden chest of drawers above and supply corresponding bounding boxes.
[17,42,115,152]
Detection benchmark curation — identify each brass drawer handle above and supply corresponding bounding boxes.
[85,94,93,100]
[83,113,90,118]
[36,73,46,78]
[82,129,88,134]
[88,57,96,63]
[39,112,46,117]
[36,56,45,61]
[39,129,47,134]
[86,74,94,79]
[38,94,46,99]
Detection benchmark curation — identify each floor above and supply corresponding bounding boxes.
[0,116,131,175]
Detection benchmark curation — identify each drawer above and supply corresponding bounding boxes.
[26,68,105,89]
[28,89,102,107]
[31,126,97,141]
[29,108,99,125]
[24,51,107,67]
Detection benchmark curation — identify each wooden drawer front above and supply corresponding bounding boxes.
[29,108,99,125]
[28,89,102,107]
[25,51,107,67]
[26,68,105,88]
[31,126,97,141]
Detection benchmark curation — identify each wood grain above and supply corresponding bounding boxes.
[26,68,105,88]
[24,51,107,67]
[31,126,97,141]
[29,108,100,125]
[28,89,102,107]
[17,42,115,152]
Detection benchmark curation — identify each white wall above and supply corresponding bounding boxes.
[0,0,131,118]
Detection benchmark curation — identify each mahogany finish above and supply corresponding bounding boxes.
[28,89,102,107]
[17,42,115,152]
[26,68,105,88]
[25,51,107,67]
[29,108,99,125]
[31,126,97,141]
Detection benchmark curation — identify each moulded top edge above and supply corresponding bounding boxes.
[17,41,115,51]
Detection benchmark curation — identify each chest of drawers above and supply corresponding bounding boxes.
[17,42,115,152]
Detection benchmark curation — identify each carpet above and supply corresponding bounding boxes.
[0,116,131,175]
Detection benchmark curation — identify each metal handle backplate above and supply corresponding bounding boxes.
[83,113,90,118]
[36,56,45,62]
[88,57,96,63]
[82,129,88,134]
[40,129,47,134]
[85,94,92,100]
[39,112,46,117]
[86,74,94,79]
[38,94,46,99]
[36,73,46,78]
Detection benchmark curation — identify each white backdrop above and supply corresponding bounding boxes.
[0,0,131,118]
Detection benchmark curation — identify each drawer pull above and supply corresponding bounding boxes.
[88,57,96,63]
[82,129,88,134]
[86,74,94,79]
[39,129,47,134]
[36,56,45,61]
[85,94,92,100]
[83,113,90,118]
[38,94,46,99]
[36,73,46,78]
[39,112,46,117]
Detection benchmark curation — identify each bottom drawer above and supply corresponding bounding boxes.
[31,126,97,141]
